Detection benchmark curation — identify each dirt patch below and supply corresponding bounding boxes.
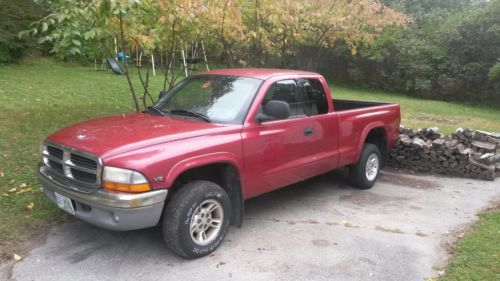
[482,200,500,213]
[379,171,441,189]
[338,191,408,206]
[311,239,330,247]
[375,225,404,234]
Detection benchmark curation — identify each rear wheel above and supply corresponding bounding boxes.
[349,143,381,189]
[162,180,231,259]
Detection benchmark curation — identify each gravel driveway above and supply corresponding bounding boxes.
[5,169,500,281]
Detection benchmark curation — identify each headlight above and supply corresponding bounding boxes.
[102,166,151,193]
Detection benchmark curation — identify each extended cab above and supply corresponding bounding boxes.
[38,69,400,258]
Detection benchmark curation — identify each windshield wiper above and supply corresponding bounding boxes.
[145,106,167,116]
[169,109,211,122]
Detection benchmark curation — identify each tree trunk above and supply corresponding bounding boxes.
[119,13,140,112]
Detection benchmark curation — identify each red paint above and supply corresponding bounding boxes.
[46,69,400,199]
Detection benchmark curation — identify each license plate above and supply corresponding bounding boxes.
[55,192,75,215]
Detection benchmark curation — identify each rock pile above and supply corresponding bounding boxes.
[388,127,500,181]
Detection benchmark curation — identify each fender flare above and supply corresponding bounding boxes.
[165,152,244,188]
[354,122,387,163]
[165,152,245,227]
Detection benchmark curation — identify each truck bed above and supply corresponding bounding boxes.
[333,99,391,111]
[333,100,401,168]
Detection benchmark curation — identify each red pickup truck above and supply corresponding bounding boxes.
[38,69,400,258]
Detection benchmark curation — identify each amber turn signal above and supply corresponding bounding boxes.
[103,180,151,193]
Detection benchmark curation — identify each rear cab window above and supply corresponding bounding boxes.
[258,78,331,122]
[298,78,329,116]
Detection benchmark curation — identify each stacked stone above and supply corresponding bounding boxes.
[388,126,500,181]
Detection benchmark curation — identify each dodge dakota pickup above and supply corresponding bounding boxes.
[38,69,400,259]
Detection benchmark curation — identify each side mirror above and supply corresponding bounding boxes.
[158,91,168,100]
[256,100,291,123]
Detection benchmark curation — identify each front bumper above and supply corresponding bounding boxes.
[38,164,168,231]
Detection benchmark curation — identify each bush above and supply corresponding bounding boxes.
[489,62,500,81]
[0,0,46,63]
[321,0,500,105]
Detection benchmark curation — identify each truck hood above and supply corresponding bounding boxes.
[47,113,240,159]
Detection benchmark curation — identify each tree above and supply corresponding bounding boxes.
[0,0,47,63]
[298,0,408,69]
[24,0,409,109]
[323,0,500,105]
[25,0,161,111]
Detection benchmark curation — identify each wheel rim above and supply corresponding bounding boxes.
[190,199,224,246]
[365,153,379,182]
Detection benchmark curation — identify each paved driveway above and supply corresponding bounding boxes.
[6,170,500,281]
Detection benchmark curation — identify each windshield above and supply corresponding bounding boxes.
[153,75,263,124]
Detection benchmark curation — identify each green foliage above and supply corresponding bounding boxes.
[489,62,500,81]
[325,0,500,105]
[25,0,408,66]
[19,0,500,105]
[381,0,472,24]
[0,0,47,63]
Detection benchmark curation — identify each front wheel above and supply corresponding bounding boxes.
[162,180,231,259]
[349,143,381,189]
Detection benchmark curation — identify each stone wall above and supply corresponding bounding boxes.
[387,127,500,181]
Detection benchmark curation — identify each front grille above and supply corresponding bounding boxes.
[47,146,63,159]
[71,168,97,183]
[70,154,98,169]
[48,159,64,173]
[42,141,101,186]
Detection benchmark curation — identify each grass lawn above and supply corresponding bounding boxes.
[0,60,499,262]
[439,210,500,281]
[0,60,165,259]
[331,84,500,134]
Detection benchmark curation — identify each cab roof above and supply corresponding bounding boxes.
[197,68,320,80]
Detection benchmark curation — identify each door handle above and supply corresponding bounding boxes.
[304,127,313,136]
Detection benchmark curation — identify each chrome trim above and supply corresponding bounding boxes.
[41,152,63,164]
[65,161,97,174]
[42,140,103,185]
[39,164,168,208]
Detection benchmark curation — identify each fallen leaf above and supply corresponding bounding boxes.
[26,202,34,209]
[16,188,33,195]
[19,183,27,188]
[13,254,22,261]
[0,171,4,177]
[8,187,17,193]
[2,193,8,197]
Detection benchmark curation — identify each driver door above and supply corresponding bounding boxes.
[242,80,318,198]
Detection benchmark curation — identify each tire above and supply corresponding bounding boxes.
[162,180,231,259]
[349,143,381,189]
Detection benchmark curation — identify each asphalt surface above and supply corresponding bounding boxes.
[5,169,500,281]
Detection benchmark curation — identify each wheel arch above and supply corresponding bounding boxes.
[165,154,244,227]
[356,123,388,166]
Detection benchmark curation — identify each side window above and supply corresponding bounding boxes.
[261,80,304,119]
[300,79,329,116]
